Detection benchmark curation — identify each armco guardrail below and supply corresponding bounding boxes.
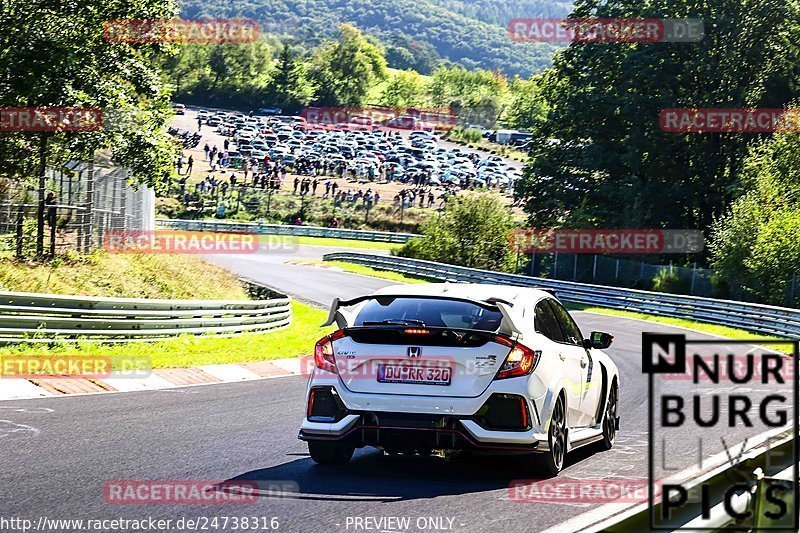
[322,252,800,338]
[157,219,419,244]
[325,252,800,530]
[0,279,291,343]
[598,430,797,531]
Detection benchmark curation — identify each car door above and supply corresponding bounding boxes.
[548,300,602,427]
[533,300,582,428]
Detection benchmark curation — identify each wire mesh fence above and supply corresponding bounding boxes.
[0,160,155,257]
[522,252,790,303]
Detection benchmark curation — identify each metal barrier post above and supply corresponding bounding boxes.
[554,252,559,278]
[573,254,578,281]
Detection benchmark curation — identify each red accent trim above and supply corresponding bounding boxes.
[301,424,540,452]
[307,389,316,417]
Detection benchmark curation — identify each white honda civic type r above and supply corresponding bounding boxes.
[298,283,620,475]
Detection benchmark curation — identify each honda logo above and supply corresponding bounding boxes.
[407,347,422,358]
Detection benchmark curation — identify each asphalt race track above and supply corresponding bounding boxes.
[0,247,788,532]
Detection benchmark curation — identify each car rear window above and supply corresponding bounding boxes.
[354,297,503,331]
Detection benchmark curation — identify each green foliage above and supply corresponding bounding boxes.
[179,0,561,77]
[309,25,388,106]
[381,70,425,107]
[516,0,800,235]
[396,193,515,271]
[162,40,280,110]
[267,44,315,110]
[505,74,549,131]
[652,267,690,294]
[449,126,483,144]
[710,131,800,305]
[429,66,508,126]
[0,0,178,187]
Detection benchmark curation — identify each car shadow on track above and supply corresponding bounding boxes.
[227,444,610,503]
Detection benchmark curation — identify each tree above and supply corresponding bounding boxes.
[308,24,387,106]
[505,73,549,131]
[381,70,425,107]
[397,193,515,271]
[0,0,178,254]
[266,44,313,111]
[427,65,509,127]
[710,130,800,304]
[516,0,800,236]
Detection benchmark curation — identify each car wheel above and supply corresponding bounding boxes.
[600,385,617,450]
[535,395,567,476]
[307,441,354,466]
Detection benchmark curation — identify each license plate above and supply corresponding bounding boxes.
[377,364,452,386]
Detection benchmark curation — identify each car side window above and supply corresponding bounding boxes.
[548,300,584,346]
[534,300,565,342]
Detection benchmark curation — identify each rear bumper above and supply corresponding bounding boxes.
[298,413,547,452]
[299,396,549,452]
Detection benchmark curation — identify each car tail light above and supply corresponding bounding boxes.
[314,329,345,374]
[494,335,540,380]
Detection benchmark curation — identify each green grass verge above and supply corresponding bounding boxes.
[325,262,793,348]
[0,250,249,299]
[255,234,402,251]
[0,301,332,368]
[291,236,402,251]
[326,261,433,284]
[567,303,794,349]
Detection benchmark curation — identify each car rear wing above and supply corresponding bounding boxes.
[321,294,524,338]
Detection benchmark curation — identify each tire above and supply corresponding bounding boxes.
[307,440,354,466]
[600,385,618,450]
[534,395,567,476]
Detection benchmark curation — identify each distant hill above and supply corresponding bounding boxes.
[180,0,571,77]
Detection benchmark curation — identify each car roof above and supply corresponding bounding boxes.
[371,283,552,305]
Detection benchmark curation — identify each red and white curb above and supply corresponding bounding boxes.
[283,259,343,270]
[0,357,309,401]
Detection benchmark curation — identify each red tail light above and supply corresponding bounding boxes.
[494,335,540,380]
[314,329,345,373]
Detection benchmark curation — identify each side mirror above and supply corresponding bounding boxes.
[583,331,614,350]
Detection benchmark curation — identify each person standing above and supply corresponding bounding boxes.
[203,143,210,160]
[293,176,299,195]
[197,116,202,131]
[312,178,318,196]
[186,155,194,176]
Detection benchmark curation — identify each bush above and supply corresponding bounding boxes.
[651,267,690,294]
[396,193,514,271]
[155,197,185,219]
